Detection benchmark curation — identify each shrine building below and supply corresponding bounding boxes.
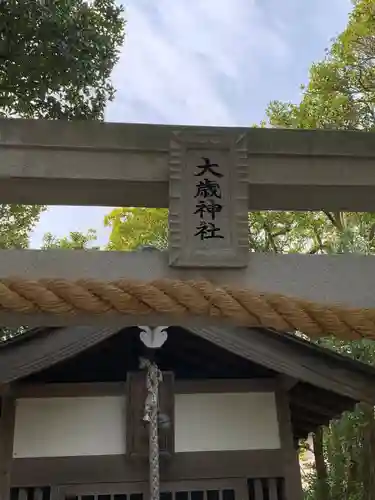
[1,324,375,500]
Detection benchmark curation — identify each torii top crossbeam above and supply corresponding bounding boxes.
[1,118,375,211]
[1,118,375,337]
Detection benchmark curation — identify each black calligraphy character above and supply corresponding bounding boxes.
[194,220,224,240]
[195,157,223,178]
[194,199,223,220]
[194,178,222,199]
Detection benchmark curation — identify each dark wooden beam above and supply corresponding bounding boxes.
[0,388,15,500]
[126,371,175,458]
[13,382,127,398]
[13,379,276,399]
[0,326,120,384]
[188,326,375,405]
[275,381,303,500]
[290,406,330,428]
[11,450,284,487]
[280,375,299,391]
[290,396,352,419]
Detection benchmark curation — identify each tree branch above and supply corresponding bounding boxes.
[263,222,278,253]
[324,211,337,227]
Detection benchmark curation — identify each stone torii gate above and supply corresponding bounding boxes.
[0,118,375,339]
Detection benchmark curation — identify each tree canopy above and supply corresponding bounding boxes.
[42,229,98,250]
[105,207,168,251]
[267,0,375,131]
[0,204,43,249]
[0,0,125,120]
[0,0,125,251]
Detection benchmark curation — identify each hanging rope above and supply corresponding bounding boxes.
[141,357,162,500]
[0,277,374,339]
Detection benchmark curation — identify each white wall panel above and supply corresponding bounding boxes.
[13,396,126,458]
[175,392,280,452]
[13,391,280,458]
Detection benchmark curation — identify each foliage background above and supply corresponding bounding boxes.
[2,0,375,498]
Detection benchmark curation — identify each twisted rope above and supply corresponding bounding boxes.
[141,357,162,500]
[0,277,374,340]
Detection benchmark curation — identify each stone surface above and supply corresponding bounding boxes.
[1,119,375,210]
[0,249,374,325]
[169,130,249,267]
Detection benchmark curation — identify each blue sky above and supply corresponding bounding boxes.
[30,0,352,248]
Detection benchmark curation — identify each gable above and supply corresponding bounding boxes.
[1,324,375,440]
[20,326,275,384]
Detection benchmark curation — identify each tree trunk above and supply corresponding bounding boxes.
[313,427,330,500]
[360,403,375,500]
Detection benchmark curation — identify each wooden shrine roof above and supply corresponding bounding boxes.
[1,325,375,440]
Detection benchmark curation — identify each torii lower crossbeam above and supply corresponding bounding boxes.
[0,249,373,329]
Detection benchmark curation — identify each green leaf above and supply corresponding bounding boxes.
[0,0,125,120]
